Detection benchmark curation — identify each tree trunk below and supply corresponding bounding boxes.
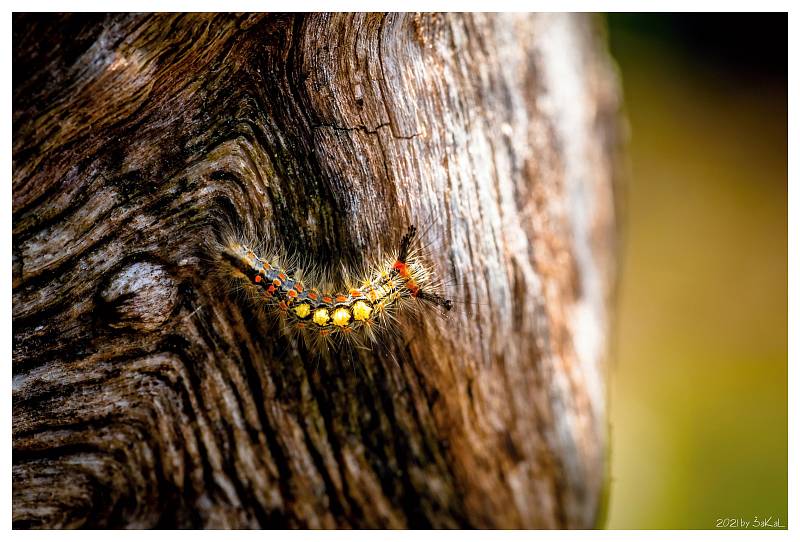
[12,13,622,529]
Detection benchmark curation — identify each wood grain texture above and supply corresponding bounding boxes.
[12,13,623,528]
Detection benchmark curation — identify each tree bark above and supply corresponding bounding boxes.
[12,13,622,529]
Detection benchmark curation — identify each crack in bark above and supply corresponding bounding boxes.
[310,120,421,140]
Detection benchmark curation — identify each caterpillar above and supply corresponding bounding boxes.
[218,225,452,349]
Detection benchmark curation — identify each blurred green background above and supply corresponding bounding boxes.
[604,14,787,529]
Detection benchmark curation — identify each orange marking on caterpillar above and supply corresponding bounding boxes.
[322,296,333,303]
[273,278,282,287]
[308,292,318,301]
[393,261,411,278]
[254,275,262,283]
[335,294,348,303]
[287,289,298,298]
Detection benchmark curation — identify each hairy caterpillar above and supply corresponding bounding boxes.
[218,225,452,349]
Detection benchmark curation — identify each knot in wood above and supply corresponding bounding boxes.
[98,261,178,331]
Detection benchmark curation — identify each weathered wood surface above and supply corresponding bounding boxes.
[12,13,622,528]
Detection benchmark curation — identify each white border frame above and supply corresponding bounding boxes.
[3,3,795,538]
